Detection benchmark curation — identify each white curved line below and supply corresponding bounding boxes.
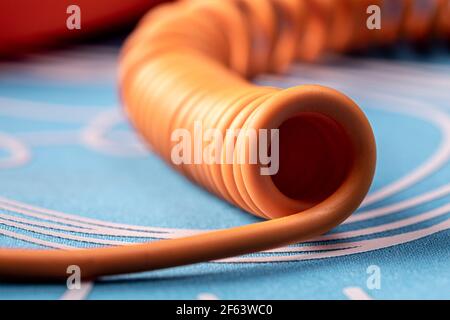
[0,218,129,246]
[0,213,171,239]
[0,132,31,169]
[260,244,358,253]
[1,180,449,241]
[334,56,450,80]
[217,219,450,263]
[259,202,450,252]
[81,109,148,157]
[2,181,449,242]
[0,216,358,253]
[311,202,450,242]
[361,93,450,206]
[1,201,448,254]
[1,218,447,264]
[292,60,450,92]
[0,212,357,253]
[0,228,72,249]
[0,196,198,234]
[282,63,450,103]
[346,183,450,223]
[0,218,359,253]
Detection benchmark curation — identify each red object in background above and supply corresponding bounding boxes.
[0,0,168,55]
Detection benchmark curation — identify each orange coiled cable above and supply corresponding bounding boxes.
[120,0,369,219]
[120,0,449,218]
[0,0,447,280]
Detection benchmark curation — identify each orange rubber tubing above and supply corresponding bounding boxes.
[0,0,447,281]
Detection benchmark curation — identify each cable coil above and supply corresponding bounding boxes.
[0,0,447,280]
[120,0,449,219]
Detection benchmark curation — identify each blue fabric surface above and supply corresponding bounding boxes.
[0,45,449,299]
